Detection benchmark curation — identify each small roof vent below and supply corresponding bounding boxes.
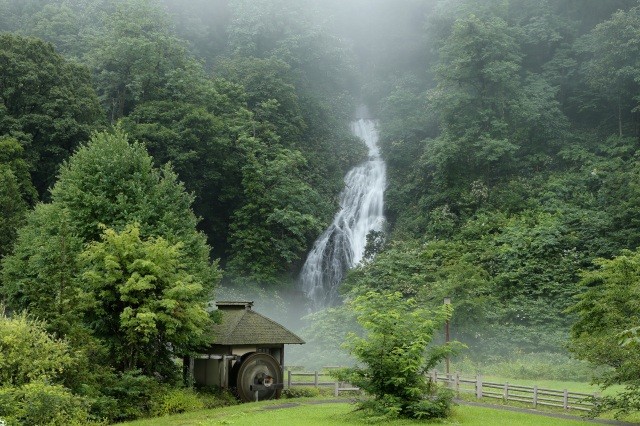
[215,301,253,310]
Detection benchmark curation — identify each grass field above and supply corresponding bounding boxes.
[121,399,605,425]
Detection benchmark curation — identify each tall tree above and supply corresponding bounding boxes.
[2,130,219,342]
[569,249,640,416]
[579,6,640,137]
[81,224,211,375]
[88,0,206,122]
[0,136,37,258]
[0,33,103,196]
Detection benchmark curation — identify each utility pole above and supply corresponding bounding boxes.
[444,297,451,375]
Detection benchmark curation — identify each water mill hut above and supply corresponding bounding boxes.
[184,301,305,402]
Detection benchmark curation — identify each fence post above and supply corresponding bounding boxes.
[287,370,292,388]
[433,370,438,383]
[504,382,509,401]
[314,371,319,387]
[563,389,569,409]
[533,385,538,408]
[334,381,339,397]
[476,375,483,399]
[455,372,460,397]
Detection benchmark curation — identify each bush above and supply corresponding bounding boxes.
[150,388,204,417]
[340,292,460,421]
[281,386,321,398]
[98,370,164,422]
[0,311,73,387]
[356,386,454,422]
[194,387,238,409]
[0,381,96,426]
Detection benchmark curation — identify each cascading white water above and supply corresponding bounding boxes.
[300,117,386,310]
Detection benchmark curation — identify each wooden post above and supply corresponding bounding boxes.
[255,390,259,402]
[563,389,569,409]
[287,370,292,388]
[183,356,195,388]
[455,372,460,397]
[334,381,339,397]
[533,385,538,408]
[221,356,227,389]
[446,373,451,388]
[476,375,483,399]
[444,297,451,374]
[503,382,509,401]
[314,371,319,387]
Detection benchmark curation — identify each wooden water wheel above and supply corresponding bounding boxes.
[231,352,283,402]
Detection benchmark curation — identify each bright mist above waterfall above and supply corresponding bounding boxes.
[300,118,386,310]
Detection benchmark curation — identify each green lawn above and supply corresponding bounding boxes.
[120,399,602,425]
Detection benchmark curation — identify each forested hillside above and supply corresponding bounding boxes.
[1,0,640,422]
[356,0,640,360]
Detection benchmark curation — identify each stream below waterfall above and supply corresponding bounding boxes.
[300,117,386,310]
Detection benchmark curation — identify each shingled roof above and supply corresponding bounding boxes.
[211,301,305,345]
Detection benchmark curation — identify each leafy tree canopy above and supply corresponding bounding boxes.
[569,249,640,416]
[0,33,103,196]
[81,224,212,376]
[2,130,219,344]
[339,291,458,421]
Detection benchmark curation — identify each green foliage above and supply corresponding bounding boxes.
[281,386,321,399]
[426,13,567,195]
[578,5,640,137]
[0,311,73,387]
[149,388,204,417]
[2,130,218,341]
[0,166,27,259]
[192,386,238,409]
[227,138,325,285]
[81,224,212,375]
[569,249,640,416]
[0,311,97,425]
[339,291,458,420]
[97,370,164,422]
[0,381,95,426]
[88,0,203,122]
[0,135,35,258]
[1,205,87,336]
[0,33,102,195]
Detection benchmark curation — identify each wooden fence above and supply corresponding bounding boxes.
[286,369,600,413]
[430,371,599,412]
[285,370,359,396]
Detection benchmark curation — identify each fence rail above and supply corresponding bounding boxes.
[285,370,358,396]
[430,371,599,412]
[285,369,600,413]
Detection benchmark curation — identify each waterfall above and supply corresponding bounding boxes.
[300,117,386,310]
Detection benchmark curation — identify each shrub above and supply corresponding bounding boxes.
[340,291,460,421]
[0,381,96,426]
[281,386,321,399]
[0,311,73,386]
[194,387,238,409]
[150,388,204,417]
[98,370,164,422]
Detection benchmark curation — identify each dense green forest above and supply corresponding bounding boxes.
[1,0,640,423]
